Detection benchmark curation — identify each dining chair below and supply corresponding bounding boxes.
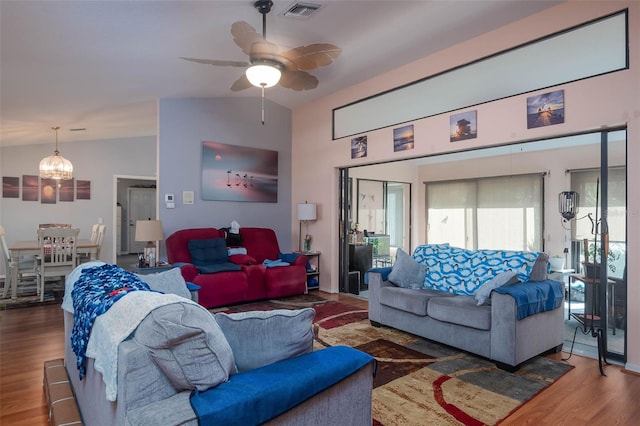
[35,227,79,302]
[38,223,72,229]
[1,226,36,299]
[79,223,107,264]
[94,224,106,259]
[1,226,15,298]
[89,223,100,243]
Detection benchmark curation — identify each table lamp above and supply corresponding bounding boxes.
[135,220,163,267]
[297,202,317,252]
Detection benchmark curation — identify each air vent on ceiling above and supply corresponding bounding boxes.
[283,2,322,19]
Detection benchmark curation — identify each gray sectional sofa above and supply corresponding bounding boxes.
[367,245,565,369]
[62,262,374,426]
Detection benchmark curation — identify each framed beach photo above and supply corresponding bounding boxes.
[351,136,367,159]
[527,89,565,129]
[3,177,19,198]
[201,141,278,203]
[450,110,477,142]
[393,125,414,152]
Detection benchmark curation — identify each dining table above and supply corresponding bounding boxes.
[7,239,99,300]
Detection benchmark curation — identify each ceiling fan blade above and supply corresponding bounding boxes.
[230,74,253,92]
[280,43,342,71]
[279,70,318,91]
[180,57,249,68]
[231,21,264,56]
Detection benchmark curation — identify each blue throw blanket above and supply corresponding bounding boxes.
[364,267,392,285]
[494,279,563,320]
[71,264,152,379]
[190,346,373,425]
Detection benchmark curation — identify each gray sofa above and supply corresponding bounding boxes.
[62,263,374,426]
[367,246,565,369]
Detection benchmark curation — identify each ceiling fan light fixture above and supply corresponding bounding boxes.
[39,126,73,180]
[246,63,281,88]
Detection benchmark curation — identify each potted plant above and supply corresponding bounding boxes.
[584,242,620,278]
[549,255,565,271]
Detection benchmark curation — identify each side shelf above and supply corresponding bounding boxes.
[304,252,321,290]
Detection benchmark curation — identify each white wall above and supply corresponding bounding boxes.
[0,136,156,269]
[292,2,640,366]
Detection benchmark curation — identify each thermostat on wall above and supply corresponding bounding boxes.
[165,193,175,208]
[183,191,194,205]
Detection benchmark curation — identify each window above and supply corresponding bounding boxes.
[570,168,626,278]
[426,174,543,251]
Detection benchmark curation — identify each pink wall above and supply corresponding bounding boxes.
[292,1,640,368]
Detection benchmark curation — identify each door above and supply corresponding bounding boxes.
[128,188,156,254]
[569,128,627,363]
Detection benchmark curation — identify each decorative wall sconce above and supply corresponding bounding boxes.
[558,191,579,221]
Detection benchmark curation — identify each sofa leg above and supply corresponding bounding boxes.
[370,320,381,328]
[495,361,519,373]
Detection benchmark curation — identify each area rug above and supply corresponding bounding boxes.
[212,294,573,426]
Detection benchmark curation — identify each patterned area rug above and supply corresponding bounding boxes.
[212,294,573,426]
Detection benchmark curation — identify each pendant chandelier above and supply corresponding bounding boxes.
[39,126,73,180]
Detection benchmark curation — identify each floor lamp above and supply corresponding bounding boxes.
[297,202,317,252]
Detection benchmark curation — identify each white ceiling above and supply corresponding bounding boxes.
[0,0,561,147]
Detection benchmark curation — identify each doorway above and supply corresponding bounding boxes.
[338,172,411,296]
[128,187,157,254]
[113,176,156,261]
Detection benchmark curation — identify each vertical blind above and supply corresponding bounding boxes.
[426,174,543,251]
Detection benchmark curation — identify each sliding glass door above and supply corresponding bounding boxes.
[569,130,627,361]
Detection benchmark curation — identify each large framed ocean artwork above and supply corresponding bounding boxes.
[201,141,278,203]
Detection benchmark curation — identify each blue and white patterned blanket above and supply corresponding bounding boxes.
[412,244,542,295]
[71,264,153,380]
[67,262,202,401]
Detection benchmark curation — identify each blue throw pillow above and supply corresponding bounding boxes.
[188,238,229,266]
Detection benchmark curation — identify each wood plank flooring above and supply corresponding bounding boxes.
[1,292,639,425]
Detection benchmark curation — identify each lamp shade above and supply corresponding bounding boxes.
[39,153,73,180]
[246,63,281,88]
[39,126,73,180]
[297,203,317,221]
[135,220,164,242]
[558,191,579,220]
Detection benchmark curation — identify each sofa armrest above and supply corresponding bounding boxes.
[367,272,394,324]
[177,263,199,283]
[292,254,308,268]
[490,291,564,366]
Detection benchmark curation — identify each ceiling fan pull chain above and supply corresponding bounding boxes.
[261,85,265,125]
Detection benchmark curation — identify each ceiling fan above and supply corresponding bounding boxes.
[180,0,342,93]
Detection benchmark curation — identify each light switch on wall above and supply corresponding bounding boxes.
[165,193,175,208]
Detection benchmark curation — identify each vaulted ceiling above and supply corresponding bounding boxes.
[0,0,561,147]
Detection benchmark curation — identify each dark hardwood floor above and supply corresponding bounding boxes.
[2,292,639,425]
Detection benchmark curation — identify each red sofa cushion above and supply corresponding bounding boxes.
[239,227,281,264]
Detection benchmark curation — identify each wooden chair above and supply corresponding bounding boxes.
[1,226,36,299]
[1,226,15,298]
[95,224,106,253]
[79,223,106,264]
[89,223,100,243]
[35,227,79,301]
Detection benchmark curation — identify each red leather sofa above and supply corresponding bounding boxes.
[165,227,307,308]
